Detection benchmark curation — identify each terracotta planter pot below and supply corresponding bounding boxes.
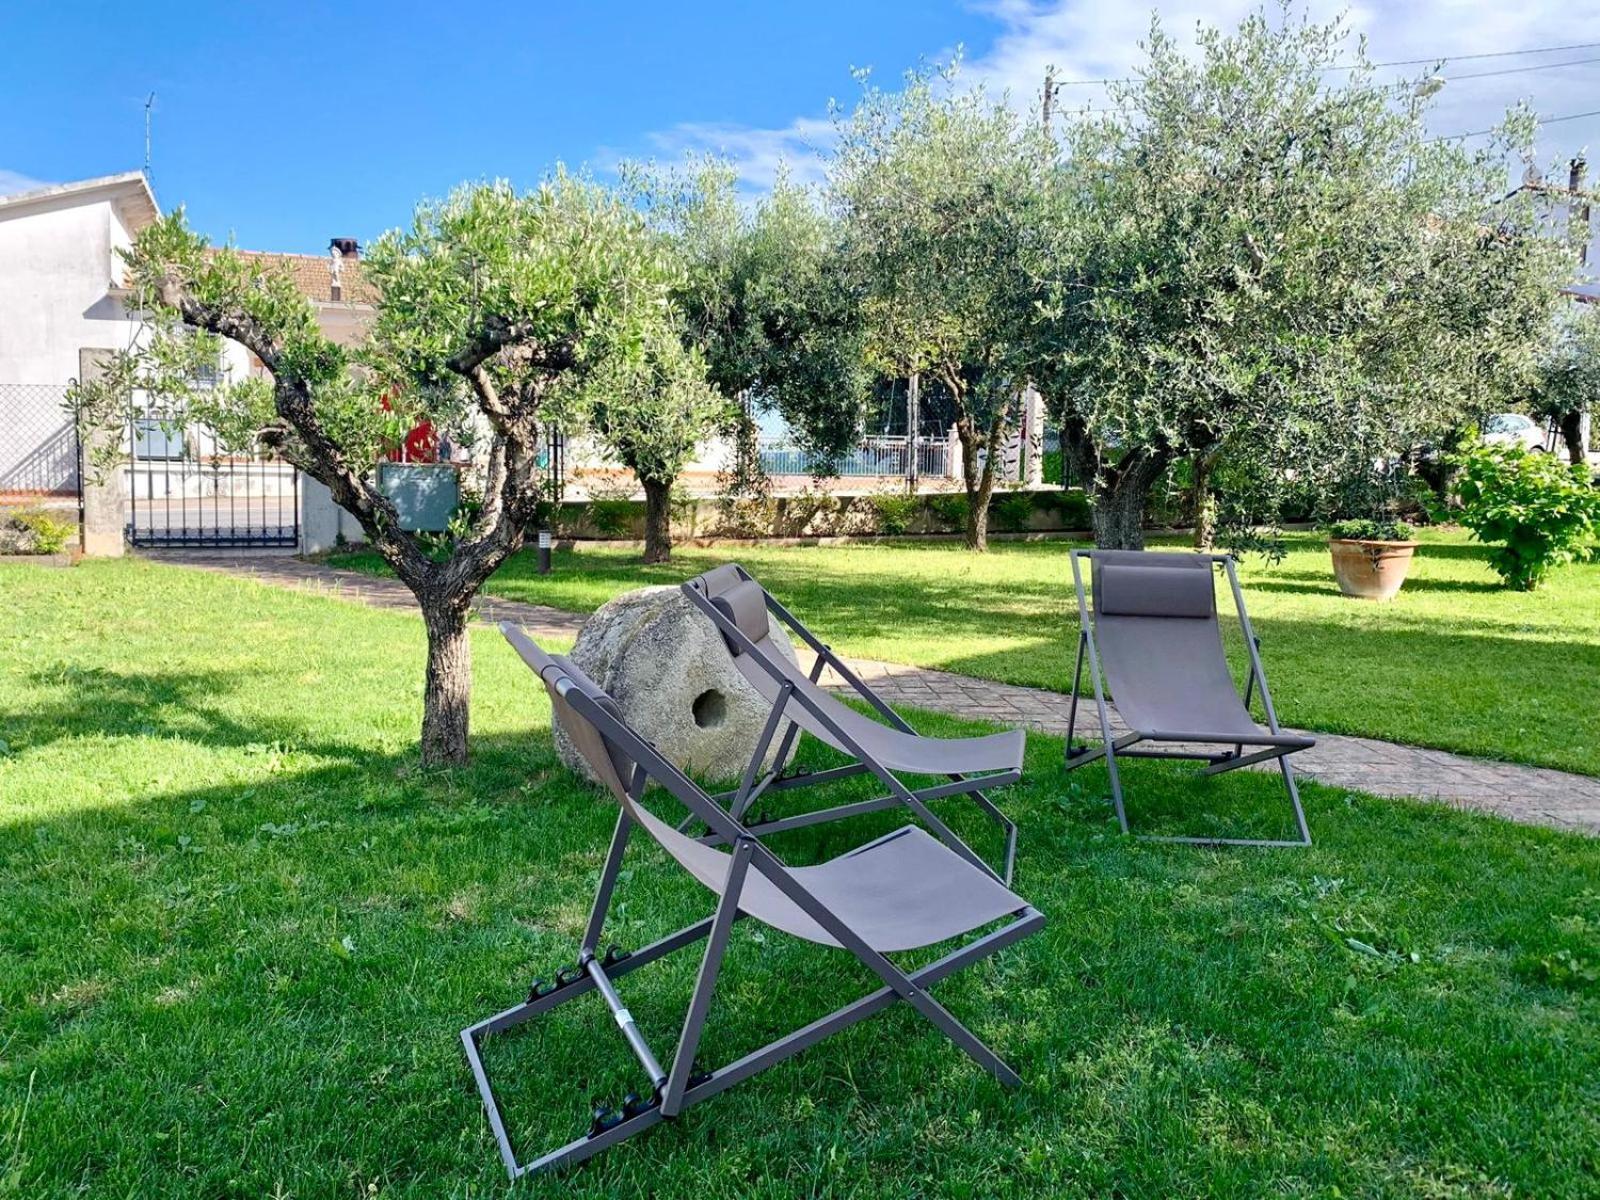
[1328,538,1419,601]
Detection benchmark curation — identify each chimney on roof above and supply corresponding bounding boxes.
[330,236,359,259]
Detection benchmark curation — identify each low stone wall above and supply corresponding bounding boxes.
[551,486,1093,542]
[302,483,1093,552]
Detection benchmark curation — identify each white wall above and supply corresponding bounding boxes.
[0,194,145,386]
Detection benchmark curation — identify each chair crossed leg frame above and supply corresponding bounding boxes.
[1062,553,1312,849]
[683,587,1020,884]
[462,807,1043,1180]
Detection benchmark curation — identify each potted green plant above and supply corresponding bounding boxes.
[1325,517,1419,600]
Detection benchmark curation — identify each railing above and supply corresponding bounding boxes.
[0,383,79,498]
[758,434,950,480]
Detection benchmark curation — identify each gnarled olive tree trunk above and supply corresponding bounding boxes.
[1089,449,1171,550]
[641,477,674,563]
[1189,450,1219,550]
[421,601,474,764]
[1558,410,1587,466]
[1055,414,1171,550]
[952,390,1017,552]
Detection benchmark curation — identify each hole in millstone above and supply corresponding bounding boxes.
[692,689,728,729]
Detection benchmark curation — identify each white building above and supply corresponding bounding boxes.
[0,171,159,387]
[1510,158,1597,457]
[0,170,374,519]
[0,173,159,496]
[1512,157,1599,304]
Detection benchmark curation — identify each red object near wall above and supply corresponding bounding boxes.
[401,420,437,462]
[378,392,438,462]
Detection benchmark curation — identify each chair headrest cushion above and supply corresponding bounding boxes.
[710,579,770,649]
[692,563,746,599]
[1098,563,1215,619]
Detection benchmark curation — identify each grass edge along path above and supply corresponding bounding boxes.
[164,551,1600,836]
[326,528,1600,776]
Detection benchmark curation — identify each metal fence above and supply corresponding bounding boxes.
[0,383,80,501]
[125,401,299,548]
[758,434,951,480]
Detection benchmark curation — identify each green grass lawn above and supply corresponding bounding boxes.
[3,557,1599,1197]
[333,528,1600,775]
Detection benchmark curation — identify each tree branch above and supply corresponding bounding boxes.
[168,285,433,587]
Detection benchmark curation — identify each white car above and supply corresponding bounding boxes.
[1481,413,1548,453]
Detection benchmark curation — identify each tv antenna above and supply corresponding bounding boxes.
[143,92,156,179]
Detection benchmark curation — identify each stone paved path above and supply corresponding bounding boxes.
[161,552,1600,837]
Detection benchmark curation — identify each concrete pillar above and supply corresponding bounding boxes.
[77,348,126,557]
[946,426,962,480]
[1022,386,1046,488]
[298,472,367,554]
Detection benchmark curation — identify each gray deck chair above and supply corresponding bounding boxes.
[681,564,1022,883]
[463,622,1044,1180]
[1064,550,1315,847]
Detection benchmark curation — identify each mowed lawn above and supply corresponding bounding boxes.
[334,528,1600,775]
[2,558,1599,1197]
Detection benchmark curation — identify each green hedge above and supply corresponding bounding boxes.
[549,487,1094,540]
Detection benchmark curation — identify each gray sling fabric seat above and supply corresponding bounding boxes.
[460,623,1044,1180]
[1064,549,1314,847]
[681,563,1022,883]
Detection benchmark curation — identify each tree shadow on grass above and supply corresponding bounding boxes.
[1246,575,1503,597]
[5,690,1600,1199]
[927,607,1600,775]
[0,665,371,763]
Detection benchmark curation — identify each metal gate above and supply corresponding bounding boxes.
[126,406,299,549]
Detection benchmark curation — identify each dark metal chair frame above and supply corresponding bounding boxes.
[462,624,1045,1180]
[681,565,1021,884]
[1064,549,1314,848]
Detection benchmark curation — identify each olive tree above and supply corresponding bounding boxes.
[830,66,1050,549]
[1534,303,1600,465]
[560,322,726,562]
[1031,10,1569,549]
[70,175,680,764]
[630,158,871,482]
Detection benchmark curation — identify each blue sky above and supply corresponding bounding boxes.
[3,1,1598,254]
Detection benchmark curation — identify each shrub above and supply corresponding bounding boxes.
[1454,444,1600,590]
[585,499,640,539]
[1057,488,1093,529]
[778,489,839,536]
[926,494,969,530]
[1041,449,1064,486]
[990,492,1035,533]
[1325,518,1415,542]
[867,492,920,536]
[0,505,74,555]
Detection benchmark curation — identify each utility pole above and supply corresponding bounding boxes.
[905,373,921,492]
[1041,68,1054,131]
[143,93,156,180]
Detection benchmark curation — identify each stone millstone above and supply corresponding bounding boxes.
[556,584,800,786]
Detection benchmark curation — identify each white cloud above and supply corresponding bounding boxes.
[642,115,837,191]
[0,169,51,198]
[636,1,1600,189]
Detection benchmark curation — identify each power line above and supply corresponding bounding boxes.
[1362,40,1600,69]
[1448,54,1600,81]
[1047,38,1600,88]
[1424,108,1600,142]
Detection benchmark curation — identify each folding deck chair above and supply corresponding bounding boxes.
[1064,550,1315,847]
[681,563,1022,884]
[462,622,1045,1180]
